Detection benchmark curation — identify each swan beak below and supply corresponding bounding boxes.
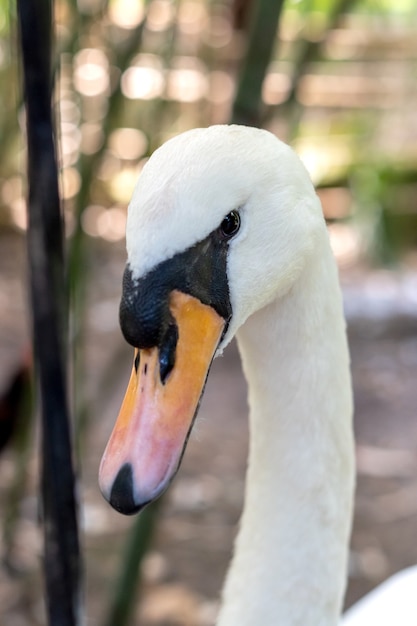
[99,290,225,515]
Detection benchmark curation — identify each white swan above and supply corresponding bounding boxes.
[342,565,417,625]
[99,125,356,625]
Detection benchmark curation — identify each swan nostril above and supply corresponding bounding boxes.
[159,323,178,385]
[134,351,140,372]
[109,464,146,515]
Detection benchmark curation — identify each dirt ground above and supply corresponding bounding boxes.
[1,231,417,625]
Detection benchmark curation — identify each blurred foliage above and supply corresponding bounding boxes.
[287,0,416,15]
[352,162,417,263]
[0,0,415,263]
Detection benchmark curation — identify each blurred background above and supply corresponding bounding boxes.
[1,0,417,624]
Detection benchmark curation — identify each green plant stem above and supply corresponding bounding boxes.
[103,500,161,626]
[231,0,285,127]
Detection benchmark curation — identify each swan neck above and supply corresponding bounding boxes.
[217,241,355,626]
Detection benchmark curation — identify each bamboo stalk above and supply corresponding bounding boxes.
[104,500,161,626]
[231,0,285,127]
[16,1,81,624]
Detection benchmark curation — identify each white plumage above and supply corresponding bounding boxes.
[342,566,417,624]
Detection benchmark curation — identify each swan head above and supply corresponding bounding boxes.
[99,125,324,514]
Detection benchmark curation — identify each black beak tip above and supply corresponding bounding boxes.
[108,463,149,516]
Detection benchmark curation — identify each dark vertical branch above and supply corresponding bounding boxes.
[16,1,81,625]
[1,358,33,570]
[231,0,255,31]
[231,0,285,127]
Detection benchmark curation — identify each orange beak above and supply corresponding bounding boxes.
[99,290,225,514]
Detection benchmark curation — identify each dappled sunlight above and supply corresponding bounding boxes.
[82,205,127,241]
[9,198,27,231]
[166,57,208,102]
[61,167,82,199]
[59,98,80,125]
[80,122,104,155]
[147,0,176,32]
[262,71,291,106]
[203,12,233,49]
[177,1,207,36]
[108,0,145,29]
[295,137,353,185]
[2,178,27,230]
[121,54,165,100]
[108,164,145,203]
[2,177,23,210]
[108,128,148,160]
[74,48,110,97]
[299,71,404,109]
[60,122,81,167]
[97,151,123,181]
[207,70,234,105]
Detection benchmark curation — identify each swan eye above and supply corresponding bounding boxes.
[220,210,240,239]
